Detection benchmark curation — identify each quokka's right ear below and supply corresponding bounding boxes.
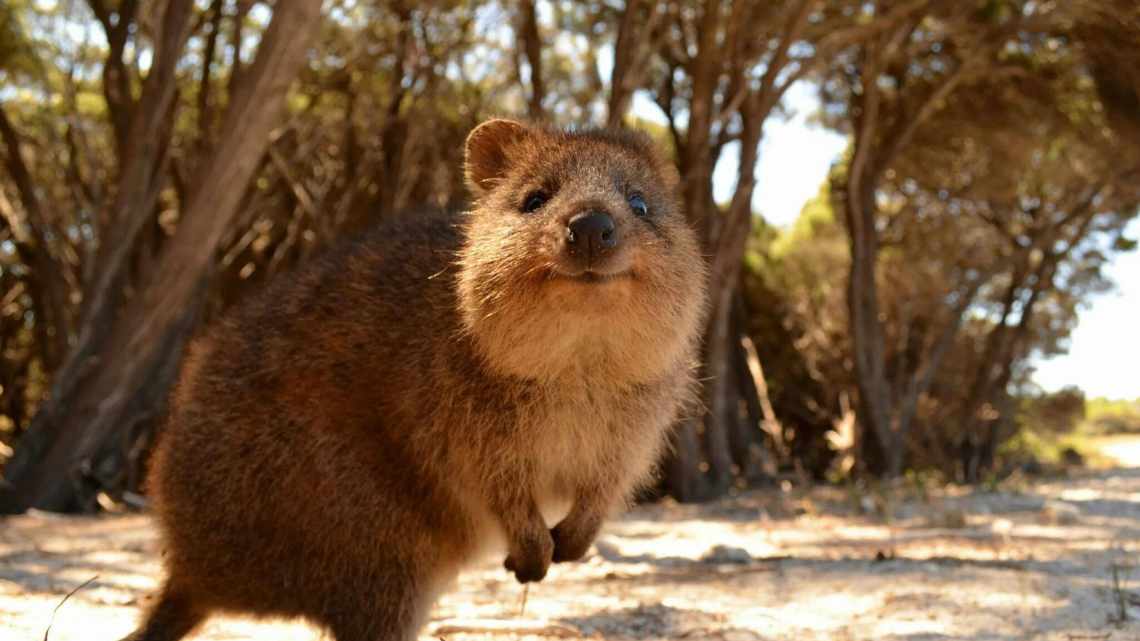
[465,119,530,195]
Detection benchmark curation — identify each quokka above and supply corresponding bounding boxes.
[125,119,707,641]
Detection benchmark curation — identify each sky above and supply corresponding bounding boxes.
[632,82,1140,401]
[1033,223,1140,399]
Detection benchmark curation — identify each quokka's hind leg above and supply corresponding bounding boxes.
[118,585,207,641]
[319,569,431,641]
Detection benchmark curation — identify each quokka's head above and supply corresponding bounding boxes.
[457,119,707,385]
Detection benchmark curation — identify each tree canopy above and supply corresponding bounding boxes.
[1,0,1137,511]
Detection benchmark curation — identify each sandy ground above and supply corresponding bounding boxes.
[3,441,1140,641]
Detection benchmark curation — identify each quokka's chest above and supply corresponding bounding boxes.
[527,387,667,466]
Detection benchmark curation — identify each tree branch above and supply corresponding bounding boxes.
[518,0,545,119]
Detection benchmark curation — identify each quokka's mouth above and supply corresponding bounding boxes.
[555,269,634,284]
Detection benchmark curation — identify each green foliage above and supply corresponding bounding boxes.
[1019,387,1087,436]
[740,183,854,478]
[998,419,1111,470]
[0,1,40,80]
[1085,397,1140,434]
[771,180,844,259]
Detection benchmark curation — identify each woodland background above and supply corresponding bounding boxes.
[0,0,1138,513]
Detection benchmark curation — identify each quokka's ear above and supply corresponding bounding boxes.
[464,119,530,195]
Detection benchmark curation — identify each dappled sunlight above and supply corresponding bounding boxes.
[600,518,784,562]
[5,464,1140,639]
[1059,488,1105,502]
[740,592,883,634]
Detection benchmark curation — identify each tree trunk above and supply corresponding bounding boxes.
[606,0,665,128]
[657,0,796,499]
[653,1,722,502]
[16,0,198,463]
[699,302,738,495]
[87,0,140,162]
[518,0,545,119]
[0,0,324,514]
[956,202,1096,480]
[662,415,708,502]
[728,300,771,483]
[0,104,74,369]
[678,0,722,235]
[843,177,896,477]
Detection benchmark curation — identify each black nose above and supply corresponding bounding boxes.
[566,211,617,263]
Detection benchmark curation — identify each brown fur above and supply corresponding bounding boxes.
[125,119,707,641]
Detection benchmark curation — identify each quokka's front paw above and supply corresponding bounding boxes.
[550,521,596,563]
[504,531,553,583]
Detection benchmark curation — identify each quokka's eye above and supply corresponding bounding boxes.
[628,193,649,217]
[521,191,548,213]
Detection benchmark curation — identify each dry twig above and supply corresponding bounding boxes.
[43,575,98,641]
